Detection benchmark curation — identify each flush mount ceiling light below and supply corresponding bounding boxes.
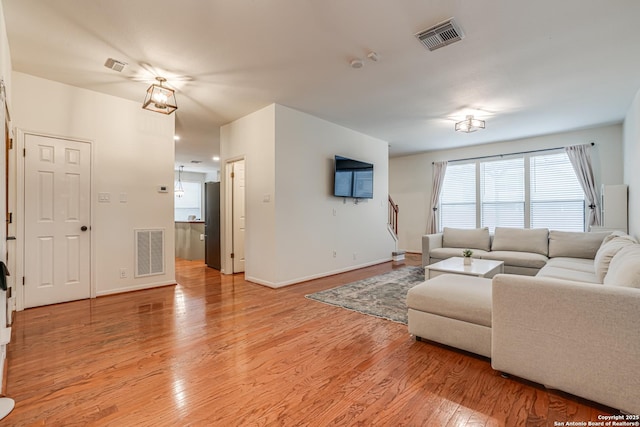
[142,77,178,115]
[455,115,485,133]
[175,165,185,198]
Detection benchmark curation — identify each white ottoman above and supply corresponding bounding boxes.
[406,273,493,358]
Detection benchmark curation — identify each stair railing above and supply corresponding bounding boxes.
[388,195,399,236]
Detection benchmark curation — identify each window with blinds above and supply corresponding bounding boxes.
[530,152,585,231]
[175,181,203,221]
[439,163,476,229]
[481,158,524,232]
[438,151,585,232]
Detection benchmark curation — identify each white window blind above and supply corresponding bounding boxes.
[530,152,585,231]
[439,163,476,229]
[481,158,524,232]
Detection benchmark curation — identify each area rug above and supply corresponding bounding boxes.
[305,266,424,324]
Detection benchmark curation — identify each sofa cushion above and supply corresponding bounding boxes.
[536,265,600,284]
[430,247,489,261]
[442,227,491,251]
[544,257,595,273]
[604,245,640,288]
[491,227,549,256]
[480,251,548,269]
[548,230,610,259]
[406,274,492,327]
[594,237,636,282]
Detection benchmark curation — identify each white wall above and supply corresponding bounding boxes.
[205,171,219,182]
[220,103,394,287]
[273,104,393,286]
[390,124,624,252]
[0,2,10,104]
[0,1,12,392]
[12,72,176,299]
[220,104,276,279]
[624,90,640,240]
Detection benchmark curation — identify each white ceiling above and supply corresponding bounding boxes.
[4,1,640,173]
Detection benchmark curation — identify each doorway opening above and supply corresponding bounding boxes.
[225,158,245,274]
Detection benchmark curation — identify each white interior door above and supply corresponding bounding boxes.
[232,159,245,273]
[24,134,91,308]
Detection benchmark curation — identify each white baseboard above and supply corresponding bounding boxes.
[392,252,405,261]
[95,280,176,297]
[246,257,393,288]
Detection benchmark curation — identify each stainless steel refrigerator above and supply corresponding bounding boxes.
[205,182,221,270]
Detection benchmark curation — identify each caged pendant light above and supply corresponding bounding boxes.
[175,165,185,198]
[142,77,178,115]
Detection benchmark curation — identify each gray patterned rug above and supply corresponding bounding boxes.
[305,266,425,324]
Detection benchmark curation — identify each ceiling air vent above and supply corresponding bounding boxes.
[415,18,465,51]
[104,58,127,72]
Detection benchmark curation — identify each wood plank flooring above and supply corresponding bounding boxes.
[4,254,615,426]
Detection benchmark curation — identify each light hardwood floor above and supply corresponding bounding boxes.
[5,255,613,426]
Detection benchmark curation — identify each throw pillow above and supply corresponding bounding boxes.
[491,227,549,256]
[601,230,637,245]
[548,230,611,259]
[594,237,635,282]
[603,244,640,288]
[442,227,491,251]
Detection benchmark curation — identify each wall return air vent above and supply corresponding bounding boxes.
[135,229,165,278]
[415,18,465,51]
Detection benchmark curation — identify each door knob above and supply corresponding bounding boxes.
[81,226,88,231]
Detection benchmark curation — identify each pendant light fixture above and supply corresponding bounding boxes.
[455,115,485,133]
[142,77,178,115]
[175,166,185,198]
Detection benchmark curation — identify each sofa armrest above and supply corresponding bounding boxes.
[492,274,640,414]
[422,233,443,267]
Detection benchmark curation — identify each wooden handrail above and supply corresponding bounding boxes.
[388,195,399,236]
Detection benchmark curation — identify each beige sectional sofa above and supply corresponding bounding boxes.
[422,226,611,276]
[410,227,640,414]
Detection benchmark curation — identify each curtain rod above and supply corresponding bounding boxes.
[432,142,595,165]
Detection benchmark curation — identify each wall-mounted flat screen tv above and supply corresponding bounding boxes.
[334,155,374,199]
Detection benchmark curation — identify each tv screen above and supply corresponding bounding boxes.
[334,156,374,199]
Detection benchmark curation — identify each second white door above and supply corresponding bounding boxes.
[231,159,245,273]
[24,134,91,308]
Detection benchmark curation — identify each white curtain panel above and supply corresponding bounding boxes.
[565,144,601,227]
[427,161,448,234]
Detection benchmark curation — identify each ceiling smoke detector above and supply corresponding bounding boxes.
[350,58,364,69]
[415,18,465,51]
[104,58,127,72]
